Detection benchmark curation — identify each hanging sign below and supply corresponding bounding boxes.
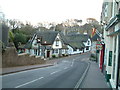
[96,40,103,50]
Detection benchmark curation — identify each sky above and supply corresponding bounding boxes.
[0,0,103,25]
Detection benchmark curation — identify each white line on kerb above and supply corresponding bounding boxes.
[15,77,44,88]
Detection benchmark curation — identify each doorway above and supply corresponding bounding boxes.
[47,50,50,58]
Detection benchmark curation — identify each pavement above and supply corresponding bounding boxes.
[80,61,110,88]
[1,53,110,88]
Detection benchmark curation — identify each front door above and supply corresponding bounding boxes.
[47,51,50,58]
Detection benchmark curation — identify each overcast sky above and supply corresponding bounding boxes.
[0,0,103,25]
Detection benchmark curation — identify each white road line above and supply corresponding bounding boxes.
[50,70,61,75]
[71,59,75,67]
[64,67,68,70]
[15,77,44,88]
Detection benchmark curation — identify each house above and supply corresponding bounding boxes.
[24,31,68,58]
[101,0,120,89]
[65,34,91,55]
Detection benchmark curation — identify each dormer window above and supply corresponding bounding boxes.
[37,38,41,43]
[88,40,90,45]
[55,38,59,46]
[56,41,59,46]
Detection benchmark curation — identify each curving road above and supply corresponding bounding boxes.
[2,53,90,88]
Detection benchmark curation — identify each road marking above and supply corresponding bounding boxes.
[64,67,68,70]
[50,70,61,75]
[71,59,75,67]
[15,77,44,88]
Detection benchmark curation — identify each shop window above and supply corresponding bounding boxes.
[112,36,117,79]
[108,51,112,66]
[118,63,120,87]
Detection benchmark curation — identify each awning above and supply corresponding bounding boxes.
[105,14,120,31]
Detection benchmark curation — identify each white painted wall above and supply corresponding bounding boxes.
[83,38,92,52]
[52,34,62,49]
[67,45,83,55]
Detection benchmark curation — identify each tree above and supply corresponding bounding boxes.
[2,23,9,46]
[9,19,23,33]
[13,33,27,49]
[55,24,64,32]
[9,31,14,42]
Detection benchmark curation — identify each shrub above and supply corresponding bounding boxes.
[62,54,65,57]
[52,55,56,58]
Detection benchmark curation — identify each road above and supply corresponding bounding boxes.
[2,53,90,88]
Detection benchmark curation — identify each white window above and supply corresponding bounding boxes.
[55,49,58,53]
[88,41,90,45]
[55,38,59,46]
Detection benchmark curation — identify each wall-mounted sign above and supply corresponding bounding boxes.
[96,44,103,50]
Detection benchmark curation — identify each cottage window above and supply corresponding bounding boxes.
[55,38,59,46]
[73,49,77,51]
[86,46,89,50]
[52,49,55,53]
[88,41,90,45]
[55,49,58,53]
[56,41,59,46]
[34,49,37,55]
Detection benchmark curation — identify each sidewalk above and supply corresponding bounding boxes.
[80,61,110,88]
[1,59,58,75]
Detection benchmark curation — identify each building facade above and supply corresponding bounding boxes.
[101,0,120,89]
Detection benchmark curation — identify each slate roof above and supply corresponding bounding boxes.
[24,31,90,50]
[36,31,59,45]
[66,34,90,42]
[24,31,59,49]
[24,40,32,49]
[65,34,90,49]
[92,34,101,41]
[68,41,85,49]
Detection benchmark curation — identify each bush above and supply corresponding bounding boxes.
[90,53,96,61]
[91,54,96,58]
[62,54,65,57]
[0,40,6,53]
[52,55,56,58]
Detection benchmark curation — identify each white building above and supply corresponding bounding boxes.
[101,0,120,89]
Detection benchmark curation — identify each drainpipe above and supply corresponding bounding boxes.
[116,35,120,89]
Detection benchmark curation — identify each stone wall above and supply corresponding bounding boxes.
[2,47,45,68]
